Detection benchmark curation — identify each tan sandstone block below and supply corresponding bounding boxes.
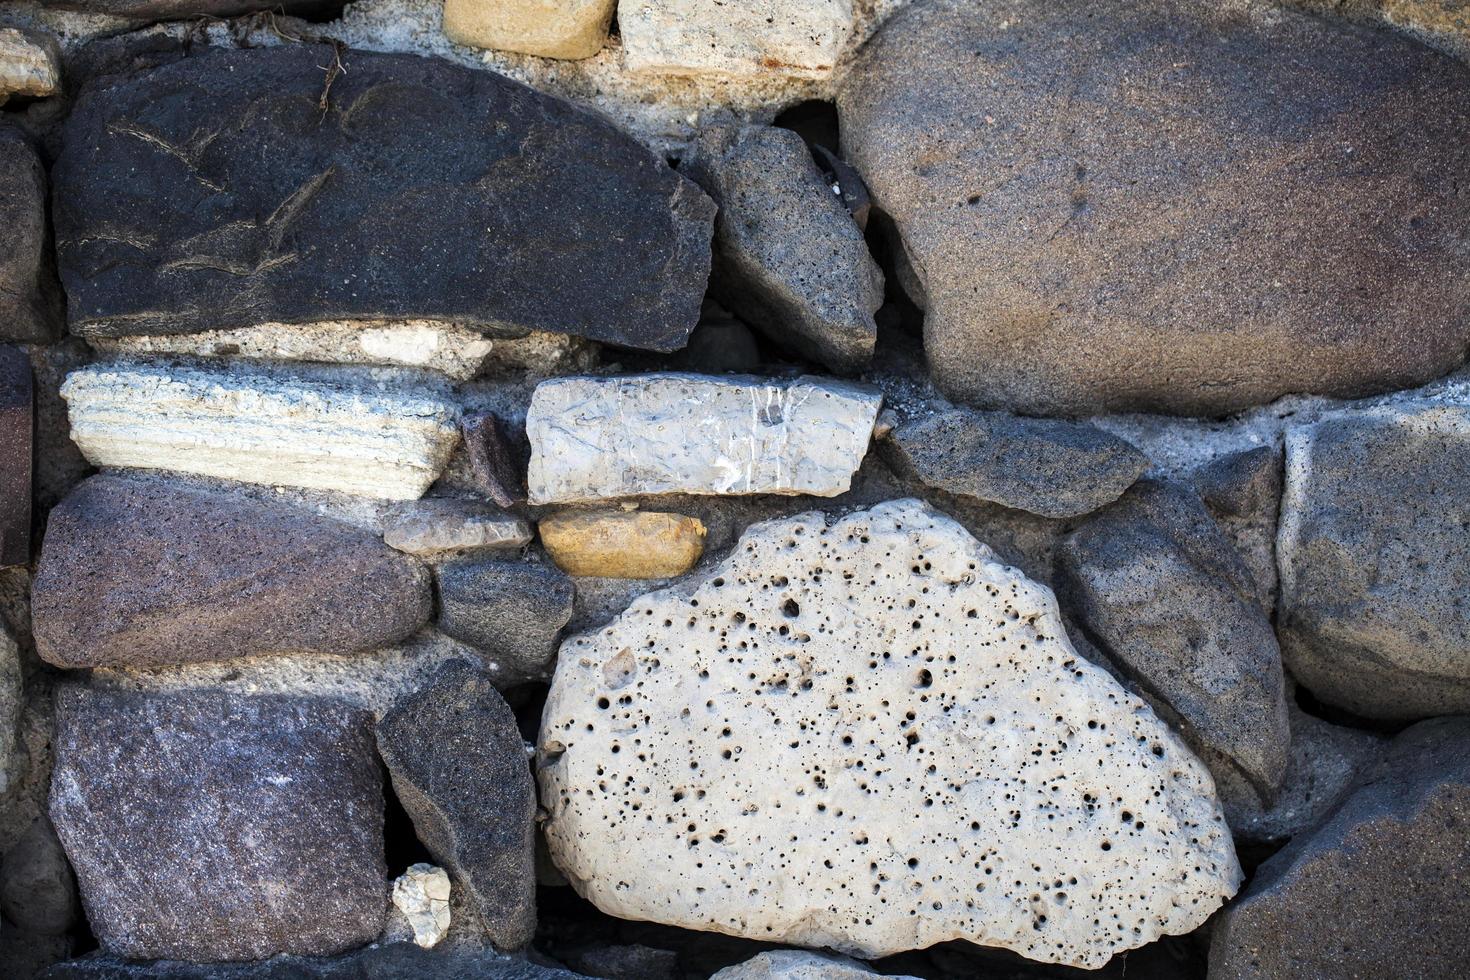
[443,0,616,60]
[539,510,706,579]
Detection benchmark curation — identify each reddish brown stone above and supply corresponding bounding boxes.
[462,411,525,509]
[0,345,31,568]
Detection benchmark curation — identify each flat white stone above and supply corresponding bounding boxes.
[0,27,59,103]
[539,499,1240,967]
[61,363,460,500]
[620,0,855,78]
[391,863,452,948]
[525,373,881,504]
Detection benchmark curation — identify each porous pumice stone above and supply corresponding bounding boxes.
[538,499,1241,967]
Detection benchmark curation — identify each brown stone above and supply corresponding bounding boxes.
[539,510,706,579]
[0,346,31,568]
[462,411,525,509]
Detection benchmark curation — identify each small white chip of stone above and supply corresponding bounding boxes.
[391,863,452,949]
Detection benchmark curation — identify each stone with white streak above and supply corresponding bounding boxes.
[392,864,452,949]
[526,373,881,504]
[0,27,60,104]
[620,0,857,78]
[61,363,460,500]
[538,499,1240,967]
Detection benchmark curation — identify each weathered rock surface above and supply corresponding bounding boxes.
[32,475,431,668]
[621,0,856,78]
[54,45,714,351]
[444,0,615,59]
[563,944,679,980]
[1278,404,1470,719]
[712,952,916,980]
[50,688,387,962]
[1059,482,1289,803]
[1188,446,1283,610]
[377,663,537,950]
[61,363,461,500]
[0,126,60,342]
[435,559,574,679]
[0,26,60,103]
[1209,716,1470,979]
[1289,0,1470,62]
[0,621,21,795]
[35,0,344,22]
[461,412,525,509]
[1,815,80,936]
[0,346,31,568]
[682,125,883,373]
[526,374,882,503]
[392,864,452,949]
[42,946,587,979]
[882,407,1148,519]
[540,499,1240,967]
[838,0,1470,415]
[384,500,532,556]
[539,510,706,579]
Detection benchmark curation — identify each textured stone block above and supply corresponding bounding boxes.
[621,0,855,78]
[539,499,1240,967]
[526,374,881,503]
[443,0,616,59]
[0,346,31,568]
[61,363,460,500]
[0,622,20,797]
[384,500,532,556]
[49,688,387,962]
[0,126,60,342]
[0,27,60,104]
[32,475,431,668]
[539,510,706,578]
[435,559,575,680]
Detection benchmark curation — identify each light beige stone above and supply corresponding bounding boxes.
[384,499,532,556]
[539,499,1240,967]
[443,0,615,59]
[539,510,706,578]
[525,373,882,504]
[0,27,59,104]
[620,0,855,78]
[712,951,918,980]
[391,863,452,949]
[61,363,460,500]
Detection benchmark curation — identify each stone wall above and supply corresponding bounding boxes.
[2,1,1469,978]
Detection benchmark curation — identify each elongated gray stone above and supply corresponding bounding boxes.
[0,125,60,342]
[526,373,882,503]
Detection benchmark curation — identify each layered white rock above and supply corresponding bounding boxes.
[526,373,881,503]
[620,0,856,78]
[539,499,1241,967]
[0,27,59,104]
[61,363,460,499]
[391,863,452,948]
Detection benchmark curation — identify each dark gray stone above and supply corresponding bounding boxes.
[838,0,1470,415]
[1059,481,1289,803]
[670,302,761,374]
[54,45,713,351]
[1278,405,1470,720]
[0,345,31,568]
[1,814,80,935]
[564,944,679,980]
[376,662,536,950]
[26,338,92,511]
[1209,716,1470,979]
[435,559,574,680]
[37,0,342,20]
[49,688,387,962]
[462,412,525,510]
[42,945,586,979]
[1188,446,1283,612]
[0,126,60,343]
[881,407,1148,518]
[32,475,431,669]
[682,125,882,374]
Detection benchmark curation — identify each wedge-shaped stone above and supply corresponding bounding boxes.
[526,374,881,503]
[49,688,386,962]
[61,363,460,500]
[54,45,713,350]
[32,475,431,668]
[539,499,1240,967]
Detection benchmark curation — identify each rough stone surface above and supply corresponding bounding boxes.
[621,0,856,78]
[0,126,60,342]
[462,411,526,508]
[1278,403,1470,719]
[1209,716,1470,979]
[384,499,533,556]
[392,864,453,949]
[54,44,714,351]
[32,475,431,669]
[1188,446,1282,612]
[539,510,707,579]
[1059,482,1289,803]
[0,26,60,103]
[435,559,575,679]
[443,0,615,59]
[49,688,387,962]
[0,621,21,796]
[539,499,1240,967]
[563,944,679,980]
[377,663,537,950]
[526,374,882,504]
[0,346,31,568]
[682,125,883,373]
[1,815,80,936]
[1288,0,1470,62]
[61,363,461,500]
[34,0,343,22]
[838,0,1470,415]
[882,408,1148,519]
[712,951,916,980]
[41,946,586,979]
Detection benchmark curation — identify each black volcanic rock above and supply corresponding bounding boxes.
[0,126,61,342]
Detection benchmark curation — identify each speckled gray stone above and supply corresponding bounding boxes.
[384,499,533,556]
[434,559,575,680]
[40,945,587,979]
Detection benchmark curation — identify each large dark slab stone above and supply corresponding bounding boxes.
[0,345,31,568]
[37,0,343,21]
[32,475,430,668]
[838,0,1470,415]
[1209,716,1470,979]
[377,662,536,950]
[42,946,587,979]
[49,688,387,962]
[53,45,713,350]
[435,559,574,681]
[0,126,61,342]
